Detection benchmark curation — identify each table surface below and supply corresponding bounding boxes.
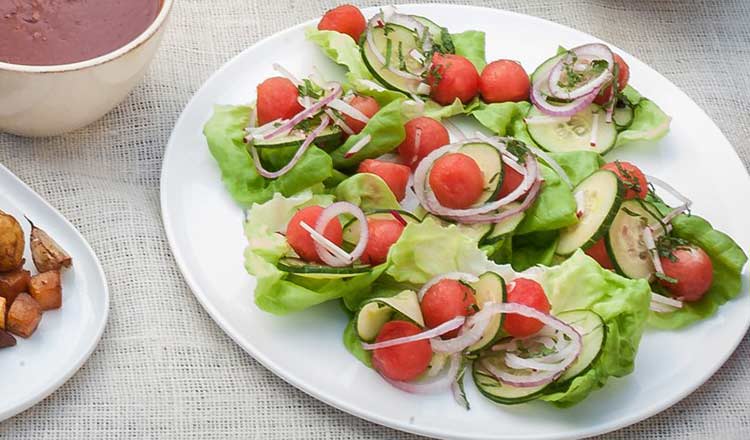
[1,0,749,438]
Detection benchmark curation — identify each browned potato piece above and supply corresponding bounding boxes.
[7,293,42,338]
[29,271,62,310]
[0,269,31,305]
[0,329,15,348]
[29,221,72,273]
[0,296,5,330]
[0,210,24,272]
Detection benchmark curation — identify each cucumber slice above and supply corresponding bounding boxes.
[278,258,371,279]
[361,23,425,95]
[356,290,424,341]
[480,203,526,246]
[606,200,661,279]
[458,142,504,204]
[530,53,565,83]
[472,356,549,405]
[527,104,618,154]
[613,105,634,130]
[553,310,605,384]
[252,126,343,150]
[467,272,507,353]
[556,170,624,256]
[342,209,419,245]
[412,16,444,40]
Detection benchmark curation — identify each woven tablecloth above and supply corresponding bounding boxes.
[1,0,748,438]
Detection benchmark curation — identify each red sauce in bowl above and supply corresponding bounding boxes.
[0,0,161,66]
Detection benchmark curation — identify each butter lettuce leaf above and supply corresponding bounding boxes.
[305,28,372,83]
[615,98,672,148]
[472,101,531,136]
[647,213,748,329]
[515,164,577,235]
[204,105,332,206]
[329,99,406,170]
[539,251,652,407]
[386,217,515,284]
[452,30,486,71]
[335,173,400,210]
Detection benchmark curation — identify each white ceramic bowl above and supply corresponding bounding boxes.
[0,0,174,137]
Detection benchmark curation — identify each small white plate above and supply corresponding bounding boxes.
[161,5,750,439]
[0,164,109,422]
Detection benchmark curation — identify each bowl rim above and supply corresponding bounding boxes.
[0,0,174,73]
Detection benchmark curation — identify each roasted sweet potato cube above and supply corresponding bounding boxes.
[29,271,62,310]
[0,269,31,305]
[0,330,15,348]
[7,293,42,338]
[0,296,5,330]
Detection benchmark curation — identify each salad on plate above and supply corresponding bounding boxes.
[203,4,747,408]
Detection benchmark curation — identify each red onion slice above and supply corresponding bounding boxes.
[361,316,465,350]
[651,292,683,312]
[504,352,566,371]
[328,98,371,123]
[646,174,693,224]
[476,302,582,388]
[414,138,540,218]
[324,109,355,136]
[299,222,353,265]
[416,83,432,96]
[366,15,387,65]
[445,178,542,224]
[356,79,387,92]
[417,272,479,301]
[245,117,284,141]
[443,119,466,140]
[547,44,614,100]
[313,202,369,267]
[525,144,572,188]
[430,314,491,354]
[383,353,460,394]
[249,115,330,179]
[590,111,600,147]
[650,302,675,313]
[531,79,598,117]
[343,134,372,159]
[642,226,664,275]
[264,84,342,139]
[272,63,302,86]
[411,128,423,167]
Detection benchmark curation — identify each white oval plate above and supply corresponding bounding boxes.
[160,5,750,439]
[0,164,109,422]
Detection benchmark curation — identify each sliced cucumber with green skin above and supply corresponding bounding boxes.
[613,105,634,130]
[472,356,549,405]
[552,309,606,384]
[606,200,661,280]
[252,126,343,150]
[466,272,507,354]
[342,209,420,245]
[480,203,526,246]
[412,16,444,40]
[527,104,618,154]
[530,53,565,83]
[356,290,424,341]
[556,170,624,256]
[361,23,425,95]
[458,142,504,205]
[278,258,371,279]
